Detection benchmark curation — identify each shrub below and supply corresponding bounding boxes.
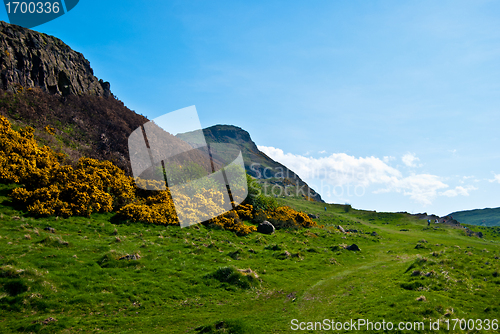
[243,174,279,211]
[205,266,259,289]
[265,206,316,229]
[235,203,253,220]
[0,115,62,187]
[206,210,257,236]
[343,204,352,213]
[10,157,135,217]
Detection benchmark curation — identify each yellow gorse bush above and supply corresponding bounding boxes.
[0,116,62,187]
[264,206,316,228]
[117,190,257,235]
[208,210,257,235]
[235,203,253,220]
[10,159,133,217]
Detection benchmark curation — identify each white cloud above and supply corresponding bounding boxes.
[377,174,448,205]
[257,146,449,205]
[402,152,421,168]
[440,185,478,197]
[459,175,478,184]
[318,150,327,154]
[383,156,396,163]
[489,174,500,183]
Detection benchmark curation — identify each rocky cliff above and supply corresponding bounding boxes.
[0,21,110,97]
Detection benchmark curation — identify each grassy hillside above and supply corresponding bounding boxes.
[1,185,499,333]
[450,207,500,227]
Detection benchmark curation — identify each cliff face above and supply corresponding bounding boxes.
[0,21,110,97]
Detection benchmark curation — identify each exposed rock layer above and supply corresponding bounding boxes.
[0,21,110,97]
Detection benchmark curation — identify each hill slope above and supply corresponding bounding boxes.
[450,207,500,227]
[177,125,324,202]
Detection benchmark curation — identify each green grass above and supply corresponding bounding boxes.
[1,184,500,333]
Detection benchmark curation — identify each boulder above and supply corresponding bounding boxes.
[257,221,275,234]
[346,244,360,251]
[337,225,346,233]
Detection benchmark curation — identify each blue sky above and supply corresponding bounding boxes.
[2,0,500,216]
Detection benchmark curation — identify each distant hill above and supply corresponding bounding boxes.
[177,125,324,202]
[449,207,500,227]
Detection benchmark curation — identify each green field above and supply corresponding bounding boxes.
[1,184,500,333]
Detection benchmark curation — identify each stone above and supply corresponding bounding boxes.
[44,227,55,233]
[346,244,360,251]
[412,270,421,276]
[42,317,57,325]
[119,254,141,260]
[237,268,259,279]
[257,221,275,234]
[337,225,346,233]
[371,232,378,236]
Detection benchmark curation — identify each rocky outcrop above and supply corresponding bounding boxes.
[0,21,111,97]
